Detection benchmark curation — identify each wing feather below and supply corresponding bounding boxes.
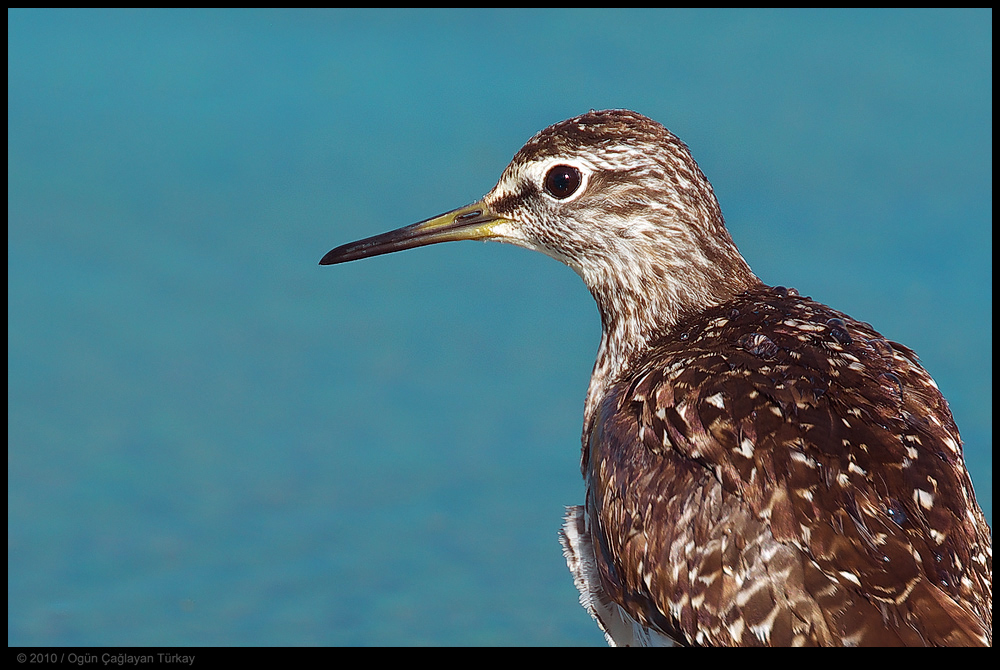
[584,286,991,646]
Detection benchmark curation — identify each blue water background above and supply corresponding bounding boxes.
[8,9,991,646]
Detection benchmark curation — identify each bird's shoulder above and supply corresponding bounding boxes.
[585,284,992,645]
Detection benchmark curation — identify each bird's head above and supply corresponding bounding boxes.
[322,110,757,362]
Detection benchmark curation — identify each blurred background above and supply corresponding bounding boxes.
[8,9,991,646]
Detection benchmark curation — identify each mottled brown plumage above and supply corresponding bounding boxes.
[575,285,991,645]
[321,110,992,646]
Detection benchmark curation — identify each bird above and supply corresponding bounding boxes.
[319,109,992,646]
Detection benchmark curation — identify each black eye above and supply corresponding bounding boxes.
[544,164,582,199]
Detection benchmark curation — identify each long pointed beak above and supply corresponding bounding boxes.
[319,201,504,265]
